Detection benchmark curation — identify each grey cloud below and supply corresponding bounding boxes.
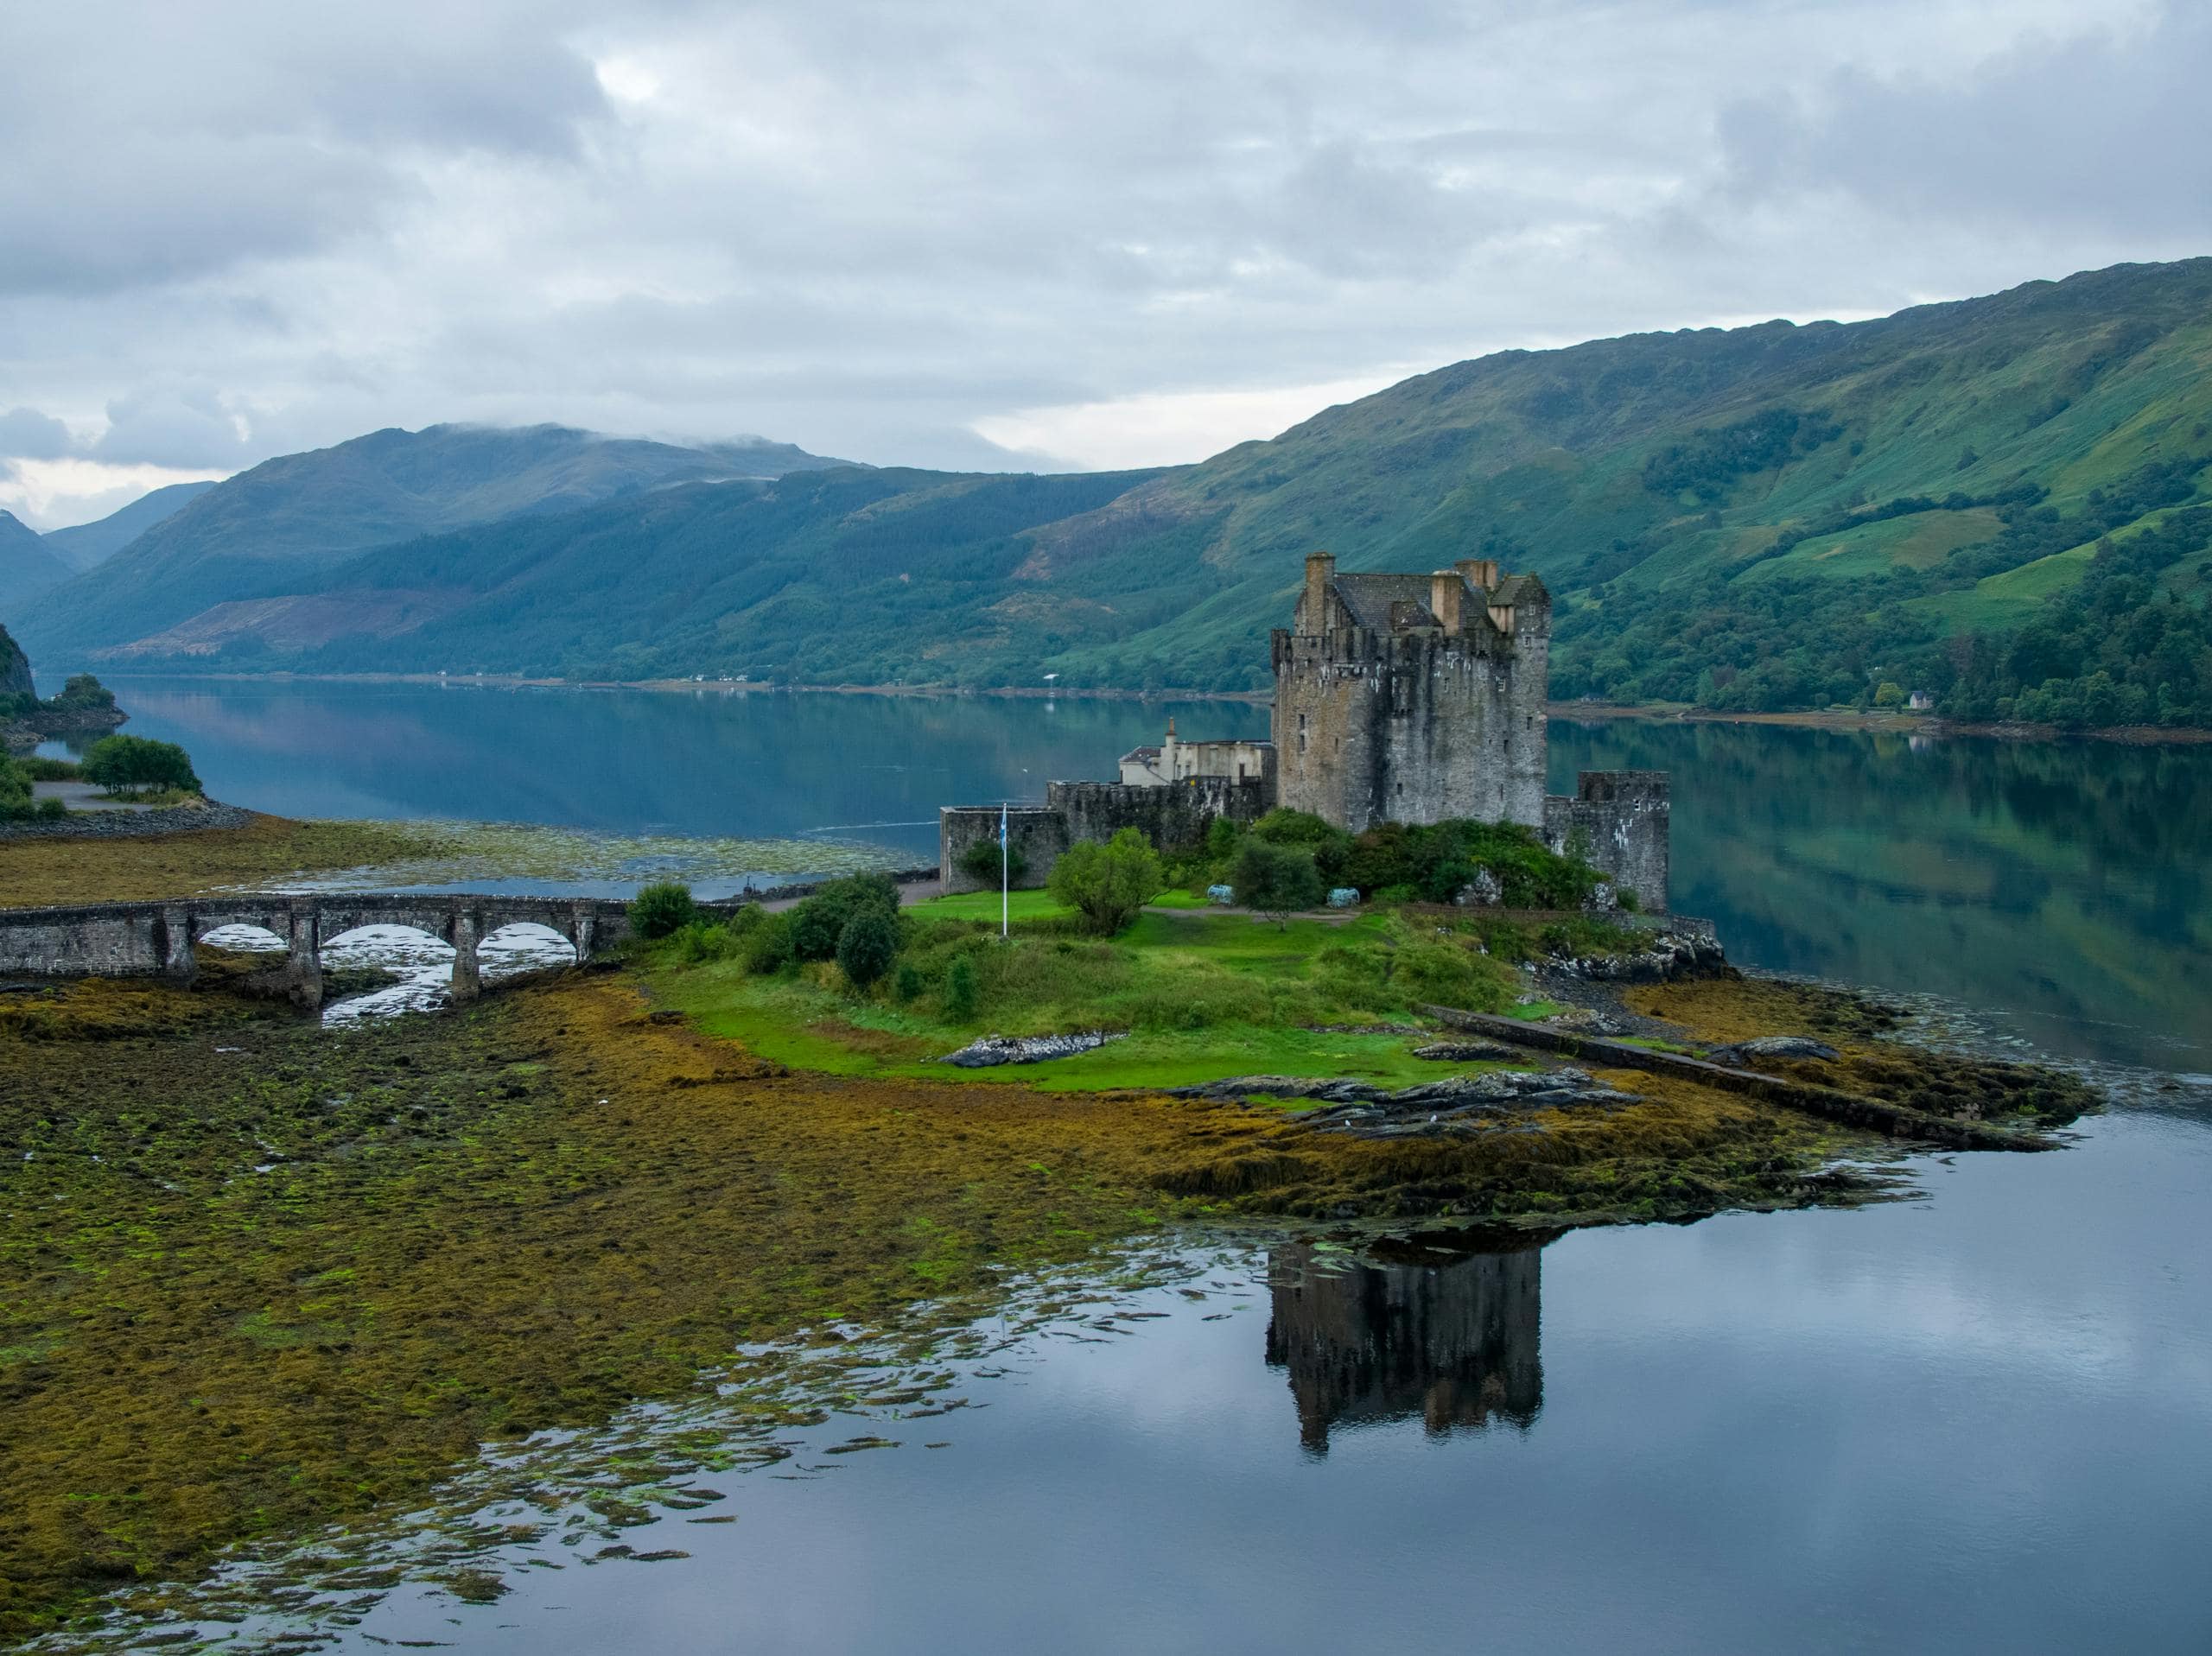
[1718,9,2212,237]
[0,0,2193,506]
[90,385,255,470]
[0,2,616,297]
[0,408,73,460]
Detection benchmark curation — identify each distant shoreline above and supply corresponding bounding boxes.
[83,669,2212,745]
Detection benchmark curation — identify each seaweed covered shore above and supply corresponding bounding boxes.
[0,821,2106,1643]
[0,958,2004,1640]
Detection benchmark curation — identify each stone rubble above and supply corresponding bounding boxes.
[1168,1066,1640,1136]
[1706,1035,1841,1065]
[938,1031,1125,1068]
[1545,927,1729,983]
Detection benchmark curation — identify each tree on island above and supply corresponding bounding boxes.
[79,734,200,797]
[836,908,900,989]
[1231,837,1325,925]
[1046,828,1163,936]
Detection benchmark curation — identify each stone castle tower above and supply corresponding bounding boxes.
[1270,552,1552,833]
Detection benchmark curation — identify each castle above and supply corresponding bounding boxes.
[940,551,1670,908]
[1274,552,1548,831]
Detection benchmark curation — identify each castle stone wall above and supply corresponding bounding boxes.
[1542,771,1670,912]
[1270,560,1549,834]
[937,779,1268,896]
[1049,777,1268,850]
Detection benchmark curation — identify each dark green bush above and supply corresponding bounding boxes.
[944,955,979,1021]
[1046,828,1163,936]
[789,872,900,961]
[629,881,697,940]
[742,911,795,974]
[1204,815,1243,859]
[893,962,923,1002]
[80,734,200,796]
[836,909,900,989]
[957,836,1027,885]
[1232,838,1325,920]
[20,757,79,782]
[1342,817,1599,909]
[669,920,745,962]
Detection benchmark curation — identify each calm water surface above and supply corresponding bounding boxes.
[49,677,2212,1653]
[94,676,2212,1069]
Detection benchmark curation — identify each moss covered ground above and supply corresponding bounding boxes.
[0,815,435,908]
[0,958,1893,1641]
[1,842,2099,1642]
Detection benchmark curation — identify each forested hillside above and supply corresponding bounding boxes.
[41,259,2212,726]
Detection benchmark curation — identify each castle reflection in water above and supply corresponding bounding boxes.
[1264,1238,1544,1452]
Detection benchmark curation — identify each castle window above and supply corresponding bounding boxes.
[1297,712,1308,753]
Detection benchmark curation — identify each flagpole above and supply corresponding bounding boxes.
[1000,803,1009,940]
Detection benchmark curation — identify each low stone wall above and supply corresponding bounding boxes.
[938,807,1069,895]
[1542,771,1669,913]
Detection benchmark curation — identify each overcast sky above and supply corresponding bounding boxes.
[2,0,2205,528]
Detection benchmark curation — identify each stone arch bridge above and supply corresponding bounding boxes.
[0,892,751,1011]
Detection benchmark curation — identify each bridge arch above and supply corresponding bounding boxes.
[195,921,289,955]
[480,921,581,980]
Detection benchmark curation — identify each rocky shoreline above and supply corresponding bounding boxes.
[0,797,254,840]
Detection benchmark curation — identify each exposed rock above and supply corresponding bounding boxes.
[0,799,253,840]
[1542,1006,1624,1035]
[1546,927,1728,983]
[1452,866,1503,907]
[938,1031,1123,1068]
[1584,880,1619,913]
[1169,1067,1639,1133]
[1707,1035,1840,1065]
[1412,1039,1522,1063]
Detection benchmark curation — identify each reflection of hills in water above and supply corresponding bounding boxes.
[1264,1239,1543,1452]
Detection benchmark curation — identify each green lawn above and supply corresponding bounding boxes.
[651,900,1529,1092]
[908,888,1072,923]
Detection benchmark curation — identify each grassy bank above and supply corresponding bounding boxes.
[652,892,1536,1091]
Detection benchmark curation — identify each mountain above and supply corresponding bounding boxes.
[40,479,219,571]
[14,424,849,659]
[40,260,2212,726]
[0,625,31,701]
[0,511,77,613]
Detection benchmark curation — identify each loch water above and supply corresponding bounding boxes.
[95,675,2212,1070]
[51,676,2212,1653]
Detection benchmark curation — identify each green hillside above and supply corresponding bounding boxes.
[47,259,2212,726]
[14,425,848,662]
